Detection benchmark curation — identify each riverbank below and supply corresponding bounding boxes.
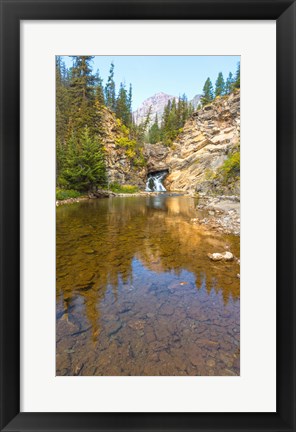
[191,195,240,236]
[56,190,180,206]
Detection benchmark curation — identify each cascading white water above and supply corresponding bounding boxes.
[145,170,168,192]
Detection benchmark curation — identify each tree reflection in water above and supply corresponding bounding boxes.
[56,195,240,376]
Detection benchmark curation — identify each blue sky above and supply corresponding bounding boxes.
[61,55,240,110]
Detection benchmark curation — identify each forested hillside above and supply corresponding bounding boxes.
[56,56,240,196]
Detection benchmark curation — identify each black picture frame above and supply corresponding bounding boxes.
[0,0,295,431]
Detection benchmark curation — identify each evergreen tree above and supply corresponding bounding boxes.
[105,62,116,111]
[116,82,130,127]
[68,56,97,136]
[188,102,194,116]
[127,84,133,125]
[215,72,225,97]
[225,72,234,94]
[131,106,152,145]
[63,127,106,191]
[60,132,79,186]
[233,62,240,89]
[149,114,161,144]
[161,99,181,146]
[201,78,214,106]
[56,56,71,178]
[69,56,95,103]
[95,69,105,105]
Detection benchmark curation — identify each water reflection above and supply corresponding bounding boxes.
[56,195,240,376]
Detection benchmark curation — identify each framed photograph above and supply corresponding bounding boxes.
[0,0,295,431]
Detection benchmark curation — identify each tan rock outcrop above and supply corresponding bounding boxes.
[102,90,240,194]
[163,91,240,193]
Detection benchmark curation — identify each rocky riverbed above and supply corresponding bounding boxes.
[191,195,240,236]
[56,194,240,376]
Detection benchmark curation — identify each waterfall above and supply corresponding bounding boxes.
[145,170,168,192]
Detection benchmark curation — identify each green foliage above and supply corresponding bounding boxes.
[95,69,105,105]
[233,62,240,89]
[219,149,240,183]
[201,77,214,106]
[105,62,116,111]
[116,136,137,149]
[150,95,191,147]
[56,188,81,200]
[67,56,99,137]
[133,148,147,167]
[56,57,70,147]
[149,114,161,144]
[215,72,225,97]
[133,156,146,167]
[115,82,132,127]
[116,135,146,167]
[201,63,240,107]
[225,72,235,94]
[61,127,106,191]
[109,183,139,193]
[203,146,240,185]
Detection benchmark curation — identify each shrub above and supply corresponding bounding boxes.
[220,150,240,181]
[116,136,137,149]
[56,188,81,200]
[109,183,139,194]
[133,154,147,167]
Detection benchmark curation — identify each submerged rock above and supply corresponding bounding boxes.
[207,251,234,262]
[128,320,145,331]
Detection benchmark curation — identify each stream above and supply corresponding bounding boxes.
[56,194,240,376]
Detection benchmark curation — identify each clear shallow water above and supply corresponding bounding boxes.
[56,194,240,376]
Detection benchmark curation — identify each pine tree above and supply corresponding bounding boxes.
[127,84,133,126]
[67,56,97,136]
[69,56,95,103]
[79,127,106,190]
[188,102,194,116]
[105,62,116,111]
[149,114,161,144]
[131,106,152,145]
[61,132,79,187]
[56,56,71,178]
[201,78,214,106]
[225,72,234,94]
[95,69,105,105]
[116,82,130,127]
[215,72,225,97]
[161,99,180,146]
[63,127,106,191]
[233,62,240,89]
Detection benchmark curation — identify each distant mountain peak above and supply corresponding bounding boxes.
[133,92,202,127]
[133,92,177,126]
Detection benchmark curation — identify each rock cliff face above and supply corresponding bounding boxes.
[101,107,146,188]
[144,143,170,173]
[102,90,240,194]
[164,90,240,194]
